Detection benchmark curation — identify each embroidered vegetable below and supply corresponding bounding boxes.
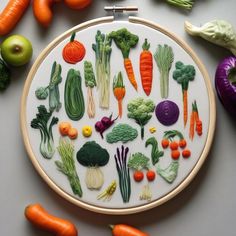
[76,141,109,189]
[84,61,96,118]
[114,146,131,203]
[95,114,117,139]
[67,127,78,140]
[109,28,139,90]
[182,149,191,158]
[173,61,196,126]
[106,123,138,144]
[171,150,180,160]
[166,0,194,10]
[155,100,179,126]
[31,105,58,159]
[63,32,86,64]
[0,0,30,36]
[161,139,169,149]
[185,20,236,56]
[215,56,236,118]
[157,161,179,183]
[113,72,126,118]
[35,62,62,112]
[56,138,82,197]
[145,137,164,165]
[59,122,71,136]
[163,130,185,142]
[25,203,78,236]
[35,87,48,99]
[64,0,92,10]
[127,97,155,139]
[33,0,60,27]
[92,30,112,108]
[189,100,202,140]
[133,171,144,182]
[146,170,156,181]
[110,224,148,236]
[97,180,117,201]
[128,152,150,171]
[82,125,92,137]
[170,141,178,150]
[149,127,156,133]
[0,59,11,91]
[139,185,152,201]
[154,44,174,98]
[64,68,85,120]
[140,39,153,96]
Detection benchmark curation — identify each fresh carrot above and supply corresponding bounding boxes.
[33,0,61,27]
[124,58,138,90]
[170,141,179,150]
[133,170,144,182]
[179,139,187,148]
[113,72,126,118]
[183,89,188,126]
[0,0,30,36]
[161,139,169,148]
[68,127,78,139]
[59,122,71,136]
[171,150,180,160]
[25,203,78,236]
[182,149,191,158]
[110,224,149,236]
[64,0,92,9]
[140,39,153,96]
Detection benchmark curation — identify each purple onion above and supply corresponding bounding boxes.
[215,56,236,118]
[155,100,179,126]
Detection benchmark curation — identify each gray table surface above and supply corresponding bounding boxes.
[0,0,236,235]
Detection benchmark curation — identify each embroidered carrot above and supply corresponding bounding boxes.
[194,100,203,136]
[189,102,195,140]
[189,100,203,140]
[173,61,196,126]
[109,28,139,90]
[113,72,126,118]
[140,39,153,96]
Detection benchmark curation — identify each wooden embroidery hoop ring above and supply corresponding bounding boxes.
[20,16,216,215]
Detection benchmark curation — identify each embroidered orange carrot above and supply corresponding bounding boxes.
[194,100,203,136]
[189,100,203,140]
[173,61,196,126]
[113,72,126,118]
[109,28,139,90]
[140,39,153,96]
[189,102,196,140]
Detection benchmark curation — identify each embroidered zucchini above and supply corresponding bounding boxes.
[64,69,85,121]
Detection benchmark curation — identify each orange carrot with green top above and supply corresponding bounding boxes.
[194,100,203,136]
[140,39,153,96]
[109,28,139,91]
[113,72,126,118]
[189,102,195,140]
[173,61,196,126]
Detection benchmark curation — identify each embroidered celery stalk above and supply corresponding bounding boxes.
[154,44,174,98]
[84,61,96,118]
[56,138,83,197]
[92,31,112,109]
[31,105,58,159]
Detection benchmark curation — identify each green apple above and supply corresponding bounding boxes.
[0,35,33,67]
